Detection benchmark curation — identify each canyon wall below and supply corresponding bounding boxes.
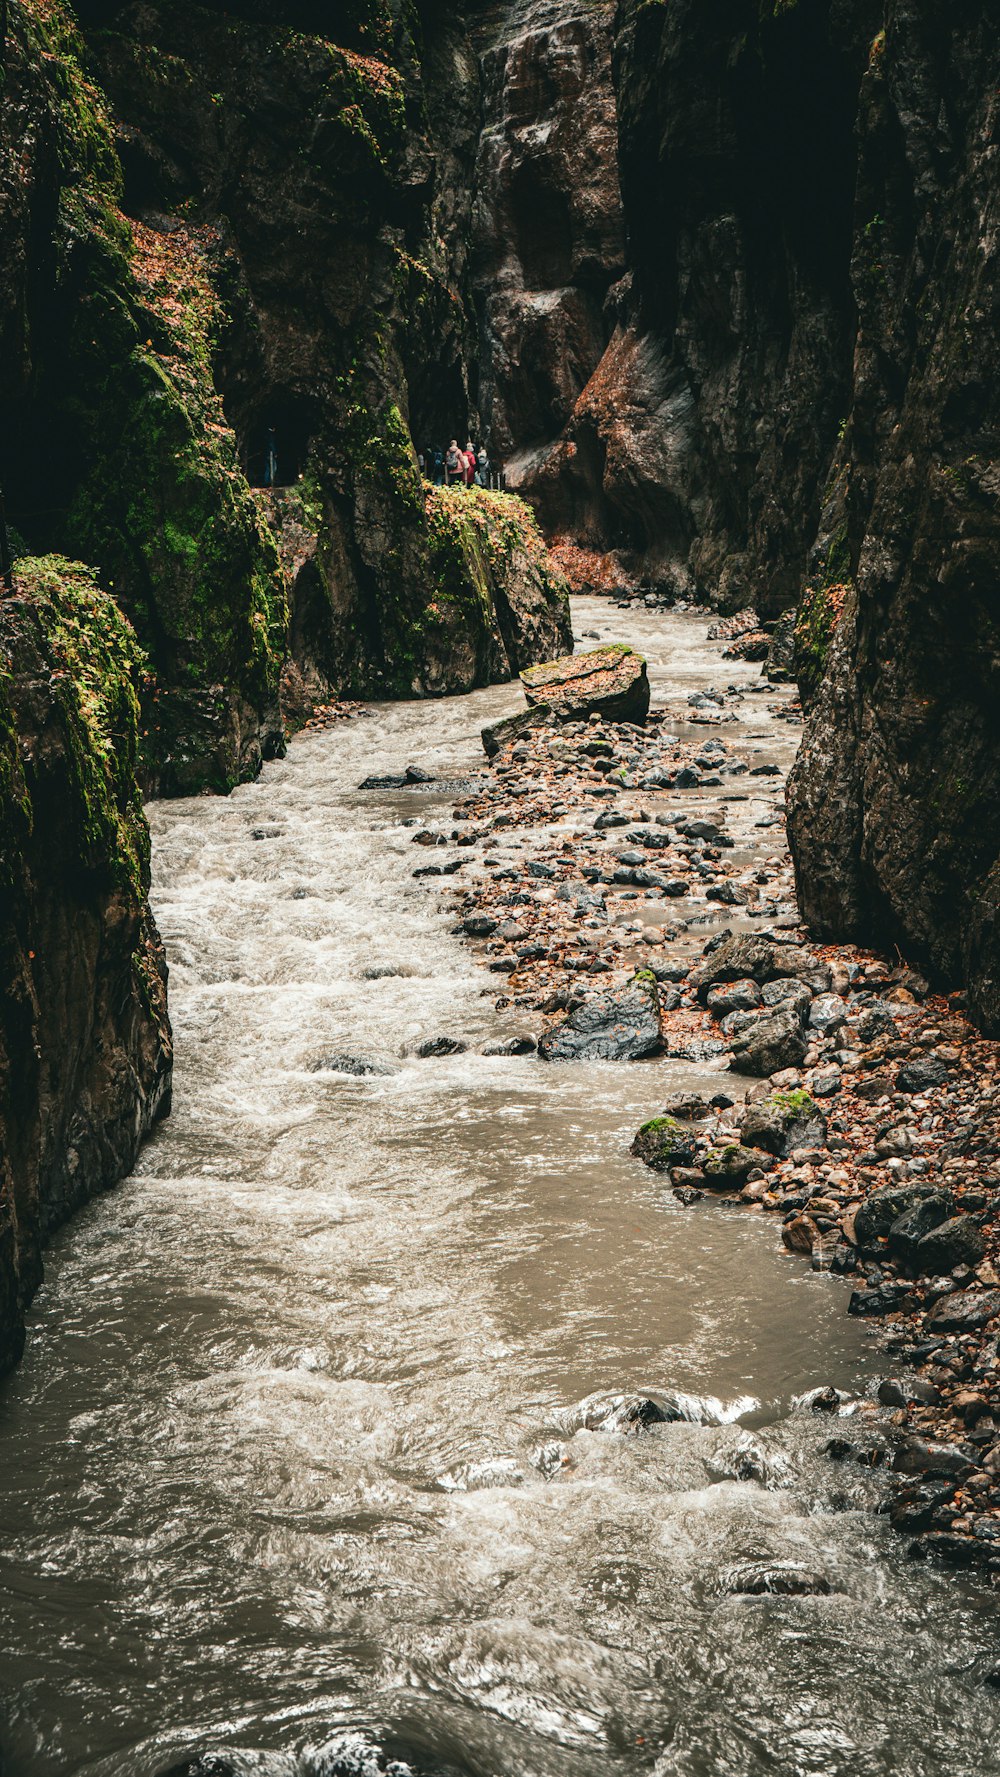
[467,0,1000,1023]
[787,0,1000,1032]
[1,0,570,794]
[0,559,172,1374]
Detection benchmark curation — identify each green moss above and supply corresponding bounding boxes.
[794,580,848,705]
[768,1089,817,1119]
[9,556,150,894]
[638,1116,684,1136]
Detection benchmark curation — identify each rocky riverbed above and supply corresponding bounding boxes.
[5,595,1000,1777]
[395,601,1000,1579]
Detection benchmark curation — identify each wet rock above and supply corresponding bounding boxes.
[690,934,816,998]
[707,1431,793,1489]
[728,1006,808,1077]
[884,1191,953,1261]
[439,1458,525,1491]
[725,1564,833,1597]
[521,645,650,724]
[630,1116,701,1171]
[740,1089,826,1157]
[907,1216,986,1274]
[414,1037,468,1058]
[782,1214,821,1255]
[481,1035,538,1056]
[580,1393,682,1433]
[481,705,553,760]
[892,1436,975,1479]
[702,1145,759,1187]
[793,1385,845,1413]
[660,1092,713,1119]
[907,1533,989,1570]
[896,1056,951,1094]
[854,1181,951,1250]
[539,971,662,1062]
[707,979,763,1016]
[927,1291,1000,1333]
[310,1054,397,1077]
[460,915,498,938]
[848,1283,913,1317]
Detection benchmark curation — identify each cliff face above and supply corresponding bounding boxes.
[465,0,877,604]
[1,0,570,791]
[0,559,172,1375]
[787,1,1000,1031]
[463,0,1000,1018]
[470,0,626,516]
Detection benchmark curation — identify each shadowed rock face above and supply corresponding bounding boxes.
[787,5,1000,1031]
[470,1,627,504]
[0,1,570,791]
[0,563,172,1375]
[471,0,876,606]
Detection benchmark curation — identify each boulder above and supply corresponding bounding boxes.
[414,1037,468,1057]
[309,1053,397,1076]
[884,1191,953,1261]
[892,1436,975,1478]
[728,1006,808,1077]
[702,1144,759,1187]
[630,1115,701,1171]
[854,1180,951,1249]
[482,703,553,759]
[690,934,817,999]
[706,978,763,1016]
[808,993,847,1036]
[539,970,662,1062]
[928,1291,1000,1333]
[783,1214,821,1254]
[896,1055,951,1094]
[761,978,813,1019]
[520,644,650,724]
[908,1215,985,1274]
[740,1089,827,1156]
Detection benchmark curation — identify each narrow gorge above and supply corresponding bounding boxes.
[2,1,1000,1774]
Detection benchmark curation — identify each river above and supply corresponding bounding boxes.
[1,600,998,1777]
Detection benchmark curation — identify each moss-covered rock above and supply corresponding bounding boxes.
[521,643,650,723]
[701,1144,759,1188]
[0,559,172,1376]
[740,1089,827,1157]
[630,1115,702,1171]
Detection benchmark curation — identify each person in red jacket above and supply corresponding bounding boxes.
[463,441,477,487]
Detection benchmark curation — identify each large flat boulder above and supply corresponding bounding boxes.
[520,644,650,724]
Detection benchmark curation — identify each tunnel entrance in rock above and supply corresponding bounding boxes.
[242,396,316,488]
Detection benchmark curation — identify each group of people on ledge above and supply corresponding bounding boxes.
[418,440,505,491]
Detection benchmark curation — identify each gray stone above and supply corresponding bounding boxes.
[728,1006,808,1077]
[539,972,662,1062]
[521,644,650,724]
[740,1090,827,1157]
[854,1181,952,1249]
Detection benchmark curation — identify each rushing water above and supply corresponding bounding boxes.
[2,601,999,1777]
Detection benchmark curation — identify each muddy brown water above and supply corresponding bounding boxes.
[2,601,999,1777]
